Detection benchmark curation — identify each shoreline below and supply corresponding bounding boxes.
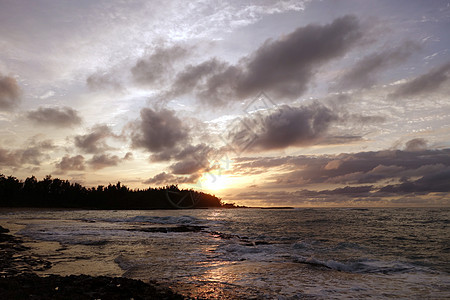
[0,225,186,299]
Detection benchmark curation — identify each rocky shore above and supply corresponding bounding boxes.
[0,225,185,299]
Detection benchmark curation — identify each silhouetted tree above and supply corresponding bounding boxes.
[0,174,225,209]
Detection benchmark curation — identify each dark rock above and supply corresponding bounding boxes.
[0,226,187,299]
[0,274,186,299]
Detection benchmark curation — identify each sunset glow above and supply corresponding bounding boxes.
[0,0,449,207]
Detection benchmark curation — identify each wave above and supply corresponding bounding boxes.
[293,256,418,274]
[88,215,205,225]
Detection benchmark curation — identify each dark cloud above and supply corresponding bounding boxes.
[143,172,176,185]
[230,167,450,205]
[404,138,427,151]
[166,58,228,99]
[55,155,85,173]
[86,72,123,92]
[334,41,418,90]
[88,154,121,170]
[235,15,363,99]
[164,15,363,106]
[131,45,189,87]
[0,74,21,110]
[378,168,450,194]
[74,125,117,154]
[170,158,205,175]
[0,148,21,166]
[131,108,189,153]
[143,172,199,186]
[27,107,82,127]
[123,152,133,160]
[0,139,55,167]
[392,61,450,97]
[170,143,213,175]
[144,144,217,186]
[233,149,450,191]
[227,102,339,151]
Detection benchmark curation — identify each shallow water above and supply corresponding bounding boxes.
[1,208,449,299]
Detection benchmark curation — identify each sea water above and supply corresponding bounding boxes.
[1,208,449,299]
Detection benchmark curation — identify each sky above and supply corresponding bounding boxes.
[0,0,449,207]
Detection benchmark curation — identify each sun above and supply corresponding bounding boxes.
[198,172,232,192]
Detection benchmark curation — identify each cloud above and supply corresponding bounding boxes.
[0,74,21,110]
[131,45,189,87]
[230,163,450,206]
[123,152,133,160]
[55,155,85,173]
[88,154,121,170]
[86,72,124,92]
[0,139,55,167]
[227,102,339,151]
[143,171,199,186]
[392,61,450,97]
[169,143,214,174]
[166,58,228,99]
[27,107,82,127]
[131,108,189,153]
[143,143,218,187]
[164,15,363,106]
[143,172,176,185]
[74,125,117,154]
[0,148,21,166]
[233,148,450,189]
[234,15,362,100]
[404,138,427,151]
[334,41,418,90]
[378,168,450,194]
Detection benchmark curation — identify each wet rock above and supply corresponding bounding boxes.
[0,274,186,299]
[0,226,186,299]
[0,227,50,277]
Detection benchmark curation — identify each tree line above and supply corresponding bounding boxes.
[0,174,225,209]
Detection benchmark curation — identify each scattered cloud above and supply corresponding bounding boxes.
[169,143,213,174]
[131,45,189,87]
[229,164,450,206]
[143,172,177,185]
[86,72,124,92]
[123,152,133,160]
[0,74,21,110]
[143,171,199,186]
[234,15,363,100]
[55,155,85,173]
[131,108,189,154]
[251,102,338,150]
[27,107,82,127]
[234,148,450,188]
[226,102,355,152]
[166,58,228,100]
[404,138,428,151]
[74,125,118,154]
[0,139,55,167]
[88,154,121,170]
[392,61,450,97]
[163,15,364,106]
[334,41,419,90]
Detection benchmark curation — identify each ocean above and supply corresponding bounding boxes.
[1,208,449,299]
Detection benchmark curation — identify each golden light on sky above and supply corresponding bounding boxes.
[0,0,449,207]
